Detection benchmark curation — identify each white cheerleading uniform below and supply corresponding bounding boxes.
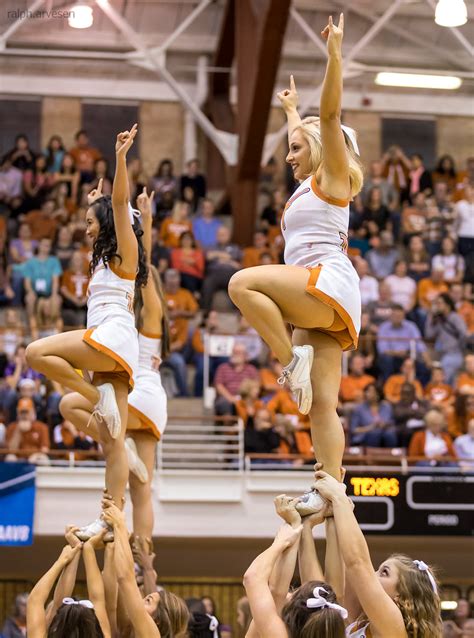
[84,260,138,388]
[128,332,167,440]
[282,175,360,350]
[346,621,371,637]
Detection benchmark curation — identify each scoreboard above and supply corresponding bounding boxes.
[345,471,474,536]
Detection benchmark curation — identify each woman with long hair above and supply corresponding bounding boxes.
[44,135,65,174]
[27,529,111,638]
[243,491,347,638]
[314,469,443,637]
[229,14,363,488]
[26,124,147,537]
[101,496,189,638]
[54,153,80,204]
[125,186,170,553]
[170,230,205,293]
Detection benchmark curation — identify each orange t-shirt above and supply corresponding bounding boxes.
[268,390,310,425]
[417,278,449,309]
[242,247,277,269]
[424,382,453,405]
[235,399,265,426]
[457,301,474,333]
[260,368,279,393]
[383,375,423,403]
[279,431,313,456]
[61,270,89,298]
[402,207,426,235]
[339,374,375,403]
[456,372,474,395]
[166,288,198,346]
[6,420,50,452]
[69,146,102,172]
[159,218,193,248]
[24,210,58,240]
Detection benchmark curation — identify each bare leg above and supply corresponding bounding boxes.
[26,330,118,405]
[60,378,130,508]
[228,265,335,366]
[126,421,157,540]
[293,329,344,480]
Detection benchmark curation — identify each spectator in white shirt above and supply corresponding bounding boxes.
[455,184,474,258]
[356,258,379,307]
[432,236,465,284]
[385,260,417,312]
[454,417,474,471]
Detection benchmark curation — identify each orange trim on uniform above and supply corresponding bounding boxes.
[311,176,350,207]
[139,329,162,339]
[128,404,161,441]
[109,261,136,281]
[83,328,135,390]
[305,265,358,351]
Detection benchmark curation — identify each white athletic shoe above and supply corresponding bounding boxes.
[94,383,121,439]
[75,518,113,542]
[277,345,314,415]
[125,437,149,484]
[295,490,326,517]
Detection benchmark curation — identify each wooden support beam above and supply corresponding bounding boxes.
[233,0,291,245]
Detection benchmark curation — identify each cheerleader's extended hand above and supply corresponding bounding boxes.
[321,13,344,56]
[276,74,299,112]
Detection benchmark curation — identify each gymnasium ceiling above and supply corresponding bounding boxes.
[0,0,473,96]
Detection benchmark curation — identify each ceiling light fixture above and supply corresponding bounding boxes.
[435,0,467,27]
[375,72,462,90]
[68,4,93,29]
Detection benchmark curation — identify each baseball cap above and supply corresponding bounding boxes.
[17,397,34,411]
[18,378,36,389]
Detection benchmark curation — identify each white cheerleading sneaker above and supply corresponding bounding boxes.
[125,437,149,484]
[75,518,113,542]
[295,490,326,517]
[277,345,314,415]
[95,383,121,439]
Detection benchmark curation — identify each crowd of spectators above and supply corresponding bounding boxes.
[0,129,473,465]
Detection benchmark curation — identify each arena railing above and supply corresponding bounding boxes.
[201,332,432,391]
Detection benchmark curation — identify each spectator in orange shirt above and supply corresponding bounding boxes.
[68,130,102,183]
[424,363,454,407]
[408,408,457,466]
[267,387,310,427]
[447,394,474,438]
[170,231,205,293]
[5,397,50,462]
[339,353,375,406]
[259,356,282,398]
[163,268,198,396]
[21,199,61,240]
[456,353,474,395]
[160,201,193,248]
[235,379,264,426]
[450,283,474,334]
[417,265,449,310]
[242,231,276,269]
[274,415,312,459]
[402,192,427,242]
[383,357,423,403]
[60,251,89,327]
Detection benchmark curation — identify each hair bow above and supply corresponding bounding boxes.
[306,587,348,619]
[128,202,141,226]
[206,614,219,638]
[62,597,94,609]
[341,124,360,156]
[413,560,438,594]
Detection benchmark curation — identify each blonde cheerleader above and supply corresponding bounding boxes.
[229,14,363,487]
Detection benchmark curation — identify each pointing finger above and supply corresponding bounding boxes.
[290,74,296,92]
